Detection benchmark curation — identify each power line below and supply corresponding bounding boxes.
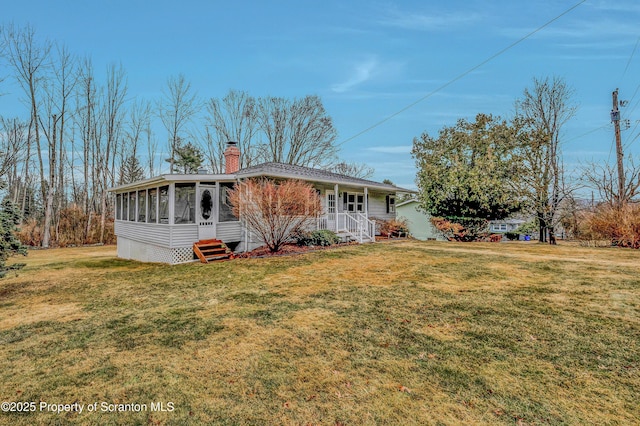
[565,124,609,143]
[621,35,640,82]
[337,0,587,147]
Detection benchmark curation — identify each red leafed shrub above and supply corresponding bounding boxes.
[430,217,492,242]
[379,218,410,237]
[228,178,322,253]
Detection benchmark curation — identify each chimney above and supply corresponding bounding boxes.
[224,141,240,174]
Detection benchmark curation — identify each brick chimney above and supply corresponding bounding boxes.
[224,141,240,174]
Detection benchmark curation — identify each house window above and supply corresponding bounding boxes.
[500,224,507,231]
[123,193,129,222]
[159,186,169,224]
[219,182,238,222]
[148,188,157,223]
[128,192,136,221]
[343,192,365,213]
[174,183,196,224]
[116,194,122,220]
[137,190,147,222]
[327,192,336,214]
[386,195,395,214]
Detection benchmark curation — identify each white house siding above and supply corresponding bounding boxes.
[168,225,199,248]
[367,192,395,222]
[114,221,172,247]
[216,222,242,243]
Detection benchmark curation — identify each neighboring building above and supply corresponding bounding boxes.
[395,199,446,241]
[488,219,526,234]
[109,142,414,264]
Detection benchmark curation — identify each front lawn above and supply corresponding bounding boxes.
[0,241,638,425]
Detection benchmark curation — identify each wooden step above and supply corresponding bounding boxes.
[193,239,233,263]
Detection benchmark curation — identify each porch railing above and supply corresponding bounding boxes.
[317,212,375,243]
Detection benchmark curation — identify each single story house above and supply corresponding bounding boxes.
[488,219,526,233]
[110,142,414,264]
[395,199,446,241]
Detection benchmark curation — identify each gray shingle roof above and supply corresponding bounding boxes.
[236,162,413,192]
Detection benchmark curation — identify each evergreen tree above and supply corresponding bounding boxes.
[0,200,27,278]
[120,155,146,184]
[166,140,205,174]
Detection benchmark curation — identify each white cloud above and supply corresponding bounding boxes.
[379,9,482,31]
[331,58,378,93]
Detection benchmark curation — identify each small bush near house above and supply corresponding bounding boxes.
[296,229,341,246]
[488,233,503,242]
[379,218,410,237]
[504,231,520,241]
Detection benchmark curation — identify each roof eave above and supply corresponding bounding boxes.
[108,173,237,192]
[237,170,413,192]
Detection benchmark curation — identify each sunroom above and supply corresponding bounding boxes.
[112,174,241,264]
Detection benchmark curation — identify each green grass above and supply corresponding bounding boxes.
[0,241,639,425]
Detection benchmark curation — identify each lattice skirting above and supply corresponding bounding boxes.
[117,236,196,264]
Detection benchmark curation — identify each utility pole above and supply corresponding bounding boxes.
[611,89,625,207]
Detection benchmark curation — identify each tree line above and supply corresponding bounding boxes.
[0,24,364,249]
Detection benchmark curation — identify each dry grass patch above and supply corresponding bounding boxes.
[1,241,639,425]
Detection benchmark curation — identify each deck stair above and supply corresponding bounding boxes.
[193,239,233,263]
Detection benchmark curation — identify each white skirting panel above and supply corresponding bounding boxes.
[117,236,195,264]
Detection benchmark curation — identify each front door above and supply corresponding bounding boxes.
[326,192,337,231]
[198,184,216,240]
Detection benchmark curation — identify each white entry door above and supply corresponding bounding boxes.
[326,192,337,231]
[198,185,216,240]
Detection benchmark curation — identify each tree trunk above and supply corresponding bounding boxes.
[538,216,546,243]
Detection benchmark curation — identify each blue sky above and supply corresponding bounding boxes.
[2,0,640,191]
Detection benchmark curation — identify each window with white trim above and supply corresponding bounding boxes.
[343,192,365,212]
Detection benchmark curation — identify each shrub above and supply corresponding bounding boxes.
[577,203,640,249]
[504,232,519,241]
[296,230,341,247]
[489,234,503,242]
[17,206,116,247]
[379,218,410,237]
[430,217,489,241]
[228,179,322,252]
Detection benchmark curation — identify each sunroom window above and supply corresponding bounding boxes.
[128,192,136,221]
[219,182,239,222]
[148,188,157,223]
[174,183,196,224]
[137,190,147,222]
[159,186,169,224]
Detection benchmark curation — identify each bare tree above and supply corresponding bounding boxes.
[0,117,28,195]
[38,44,77,245]
[2,24,52,214]
[516,76,577,243]
[97,64,127,242]
[256,95,338,167]
[229,178,322,252]
[204,90,257,172]
[158,74,200,174]
[581,159,640,207]
[328,161,374,179]
[119,99,151,182]
[74,58,97,214]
